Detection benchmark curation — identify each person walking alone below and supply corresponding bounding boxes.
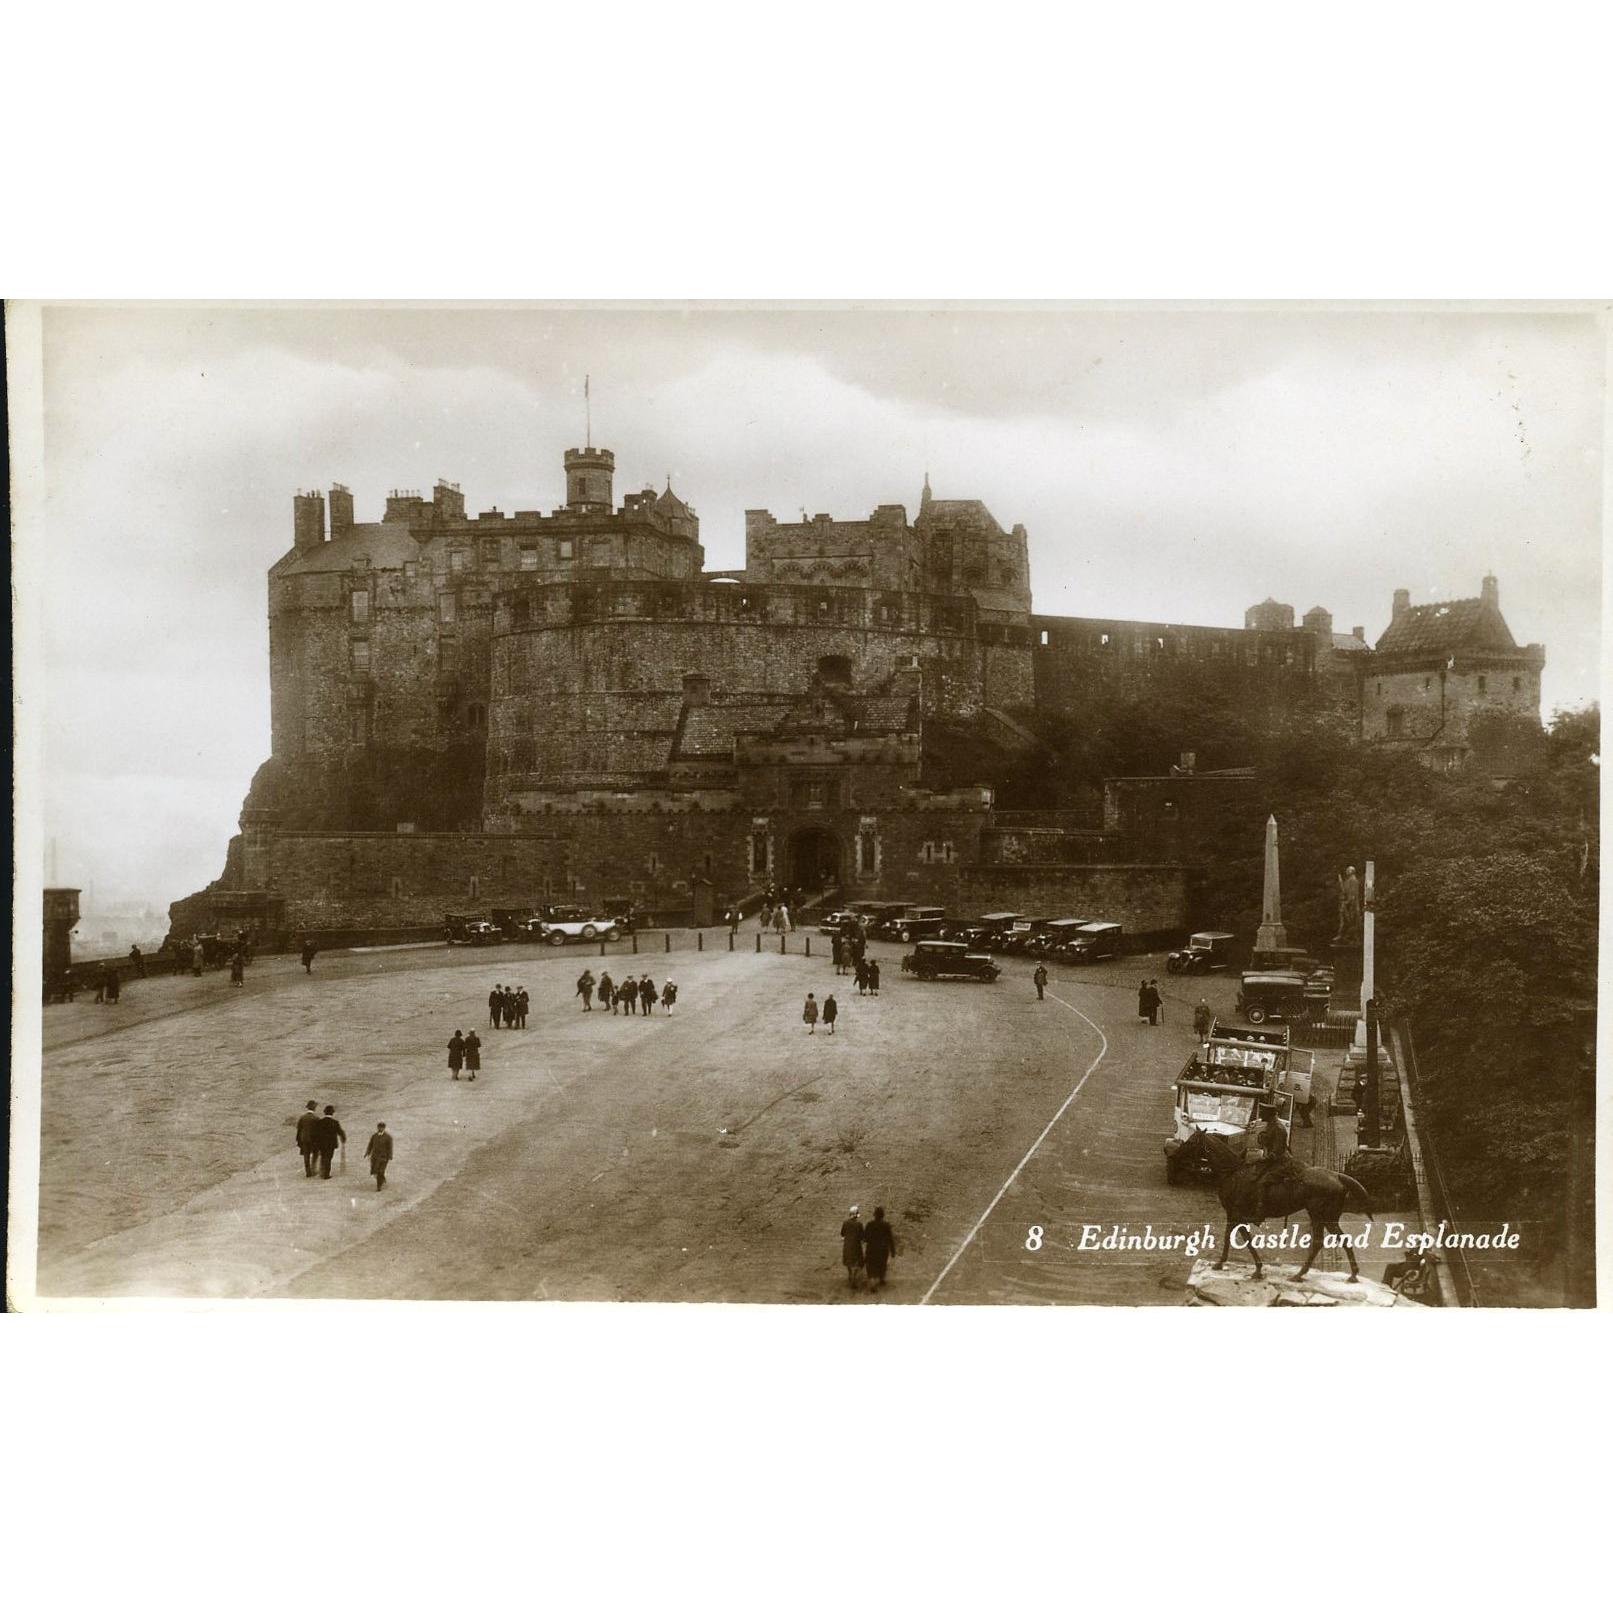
[295,1100,320,1178]
[1033,962,1049,1001]
[862,1207,897,1291]
[300,937,316,974]
[803,993,819,1034]
[577,969,595,1011]
[867,958,881,997]
[822,993,839,1035]
[839,1205,866,1292]
[1193,998,1212,1040]
[464,1029,482,1080]
[661,979,677,1015]
[315,1105,346,1180]
[364,1123,393,1192]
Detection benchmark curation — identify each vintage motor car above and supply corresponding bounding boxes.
[1025,917,1090,957]
[900,939,1001,982]
[998,917,1051,954]
[818,909,862,936]
[977,912,1024,948]
[1058,920,1123,963]
[445,913,501,946]
[937,919,992,946]
[1166,930,1237,974]
[1200,1019,1313,1115]
[537,907,623,945]
[1236,971,1314,1025]
[877,906,948,942]
[1165,1062,1296,1183]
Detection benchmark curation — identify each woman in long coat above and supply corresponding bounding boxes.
[464,1030,482,1080]
[822,993,839,1035]
[803,993,819,1033]
[839,1207,865,1290]
[599,971,616,1014]
[448,1029,465,1080]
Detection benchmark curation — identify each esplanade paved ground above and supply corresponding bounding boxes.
[33,932,1364,1303]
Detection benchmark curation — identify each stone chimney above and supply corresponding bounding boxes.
[1481,574,1499,609]
[1392,588,1410,621]
[1352,625,1365,642]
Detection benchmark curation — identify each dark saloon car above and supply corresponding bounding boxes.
[900,939,1001,982]
[1166,931,1237,974]
[1058,920,1123,963]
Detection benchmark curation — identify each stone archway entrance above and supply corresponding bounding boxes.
[788,825,842,891]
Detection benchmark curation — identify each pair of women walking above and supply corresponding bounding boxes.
[802,992,839,1033]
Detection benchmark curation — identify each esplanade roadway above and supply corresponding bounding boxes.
[32,931,1360,1303]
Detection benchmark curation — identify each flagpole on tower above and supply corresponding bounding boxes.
[585,374,591,449]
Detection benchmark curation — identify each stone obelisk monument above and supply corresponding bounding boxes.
[1254,814,1288,956]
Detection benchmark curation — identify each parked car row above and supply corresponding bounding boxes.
[446,905,630,946]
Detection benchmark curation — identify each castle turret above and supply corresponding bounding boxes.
[1392,587,1410,621]
[1481,574,1499,609]
[294,491,325,552]
[564,446,615,513]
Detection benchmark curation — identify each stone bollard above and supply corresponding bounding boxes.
[755,933,761,954]
[698,931,704,952]
[779,933,786,955]
[664,932,670,954]
[805,936,811,958]
[632,933,639,954]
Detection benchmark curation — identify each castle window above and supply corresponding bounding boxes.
[469,875,480,898]
[559,540,574,562]
[1387,709,1405,738]
[439,593,457,624]
[513,597,531,628]
[1478,675,1488,694]
[519,546,539,571]
[350,589,370,625]
[1377,681,1383,696]
[857,828,878,875]
[647,852,660,875]
[349,640,371,675]
[466,702,486,733]
[751,829,771,875]
[391,876,403,898]
[450,550,468,574]
[481,539,500,565]
[1039,630,1049,646]
[1100,632,1110,648]
[919,841,935,864]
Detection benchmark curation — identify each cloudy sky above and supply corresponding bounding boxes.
[23,303,1605,913]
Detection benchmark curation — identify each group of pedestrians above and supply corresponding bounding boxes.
[802,991,840,1033]
[579,969,677,1014]
[295,1102,393,1190]
[838,1205,898,1292]
[446,1028,484,1080]
[488,983,529,1028]
[829,934,882,996]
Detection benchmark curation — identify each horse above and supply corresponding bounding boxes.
[1171,1127,1373,1282]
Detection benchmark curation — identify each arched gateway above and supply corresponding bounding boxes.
[787,825,842,890]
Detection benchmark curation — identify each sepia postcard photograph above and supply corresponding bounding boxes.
[7,300,1604,1310]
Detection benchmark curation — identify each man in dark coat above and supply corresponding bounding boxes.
[620,977,636,1015]
[364,1123,393,1191]
[300,938,317,974]
[489,986,503,1029]
[1193,999,1213,1040]
[839,1206,866,1291]
[639,974,656,1014]
[867,958,880,997]
[599,970,616,1014]
[315,1105,346,1180]
[516,987,529,1027]
[295,1100,320,1177]
[448,1029,465,1079]
[1033,963,1049,1001]
[862,1206,897,1289]
[854,958,868,996]
[577,970,595,1011]
[832,934,845,975]
[823,993,839,1034]
[464,1029,482,1079]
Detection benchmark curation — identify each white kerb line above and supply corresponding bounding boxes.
[919,991,1110,1305]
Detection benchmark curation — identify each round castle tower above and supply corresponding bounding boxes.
[564,445,615,513]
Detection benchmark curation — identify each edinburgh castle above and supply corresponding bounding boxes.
[170,435,1545,942]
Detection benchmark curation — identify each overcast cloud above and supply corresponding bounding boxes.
[27,303,1604,913]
